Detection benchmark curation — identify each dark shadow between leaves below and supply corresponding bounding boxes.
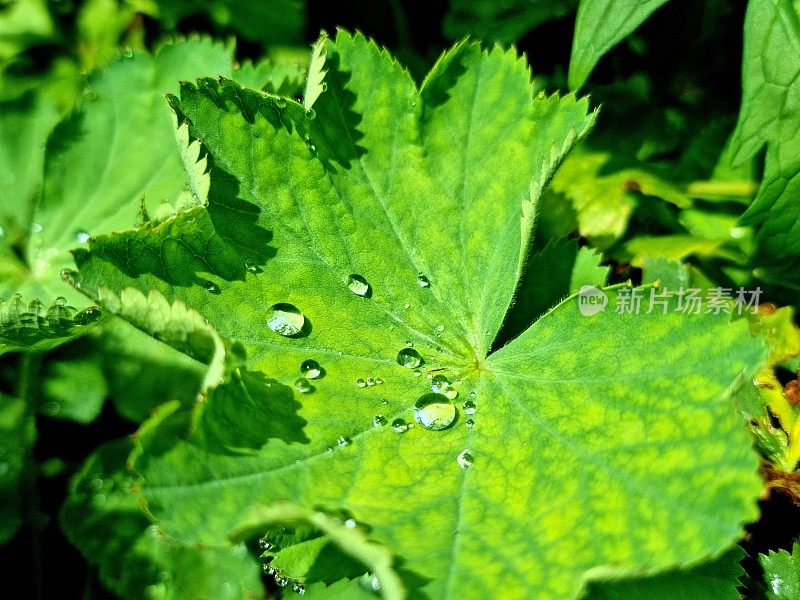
[193,370,309,455]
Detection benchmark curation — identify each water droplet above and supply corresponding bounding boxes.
[359,573,381,592]
[30,222,43,233]
[300,359,322,379]
[74,230,90,244]
[326,446,333,452]
[89,478,104,490]
[292,582,306,595]
[403,303,411,309]
[444,388,458,400]
[337,436,351,447]
[436,324,445,333]
[258,536,275,550]
[413,393,456,430]
[373,414,386,427]
[274,571,289,587]
[275,97,287,108]
[295,378,313,394]
[413,369,422,377]
[381,399,388,405]
[345,518,357,528]
[405,341,413,347]
[74,306,102,325]
[431,374,450,394]
[245,259,262,273]
[470,391,477,398]
[375,377,384,385]
[366,377,376,386]
[466,418,475,428]
[347,274,371,297]
[391,418,408,433]
[396,348,422,369]
[457,449,473,469]
[201,279,220,294]
[266,303,304,337]
[463,399,476,415]
[356,378,366,388]
[417,274,430,287]
[121,47,133,58]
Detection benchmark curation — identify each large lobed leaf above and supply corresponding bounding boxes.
[73,32,765,599]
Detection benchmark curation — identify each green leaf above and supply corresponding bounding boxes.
[0,0,55,62]
[444,0,577,43]
[60,439,264,599]
[73,33,765,598]
[583,545,744,599]
[760,541,800,600]
[38,341,107,423]
[0,392,35,543]
[568,0,671,89]
[731,0,800,287]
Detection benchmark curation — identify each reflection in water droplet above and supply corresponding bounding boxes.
[413,393,456,430]
[294,378,313,394]
[337,436,351,447]
[356,378,366,388]
[347,274,371,297]
[431,374,450,394]
[266,303,304,336]
[373,414,386,427]
[463,400,476,415]
[417,274,430,287]
[391,418,408,433]
[396,348,422,369]
[300,359,322,379]
[457,449,474,469]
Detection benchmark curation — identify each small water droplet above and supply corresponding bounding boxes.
[90,478,104,490]
[266,303,304,337]
[463,399,476,415]
[74,230,90,243]
[391,418,408,433]
[417,274,430,287]
[375,377,384,385]
[403,303,411,309]
[470,391,477,398]
[258,536,275,550]
[201,279,221,294]
[345,518,357,528]
[356,378,367,388]
[413,369,422,377]
[381,399,388,405]
[405,341,413,347]
[366,377,376,386]
[347,274,371,297]
[275,97,287,108]
[326,446,333,452]
[30,222,43,233]
[121,47,133,58]
[413,393,456,430]
[436,324,445,333]
[300,359,322,379]
[396,347,423,369]
[457,449,473,469]
[444,388,458,400]
[373,414,386,427]
[337,436,351,447]
[431,374,450,394]
[274,571,289,587]
[74,306,102,325]
[294,378,313,394]
[466,418,475,428]
[245,259,262,273]
[292,582,306,595]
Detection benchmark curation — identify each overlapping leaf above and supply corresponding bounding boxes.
[72,32,766,599]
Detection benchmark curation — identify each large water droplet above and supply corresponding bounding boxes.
[431,374,450,394]
[457,449,474,469]
[266,303,304,337]
[413,393,456,430]
[417,274,430,288]
[391,418,408,433]
[347,274,371,297]
[295,378,313,394]
[300,359,322,379]
[396,348,422,369]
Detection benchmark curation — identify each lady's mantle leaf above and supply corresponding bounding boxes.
[73,32,764,599]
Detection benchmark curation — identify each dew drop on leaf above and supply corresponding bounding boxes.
[292,582,306,595]
[375,377,383,385]
[366,377,376,386]
[417,274,430,287]
[373,414,386,427]
[457,449,474,469]
[337,436,351,447]
[201,279,220,294]
[413,369,422,377]
[444,388,459,400]
[74,230,90,244]
[431,374,450,394]
[413,393,456,430]
[436,324,445,333]
[381,398,388,405]
[463,399,477,415]
[466,418,475,428]
[405,341,413,347]
[300,359,322,379]
[294,378,313,394]
[396,347,423,369]
[74,306,102,325]
[266,303,304,337]
[244,259,262,274]
[356,378,366,388]
[391,418,408,433]
[347,274,371,297]
[30,222,43,233]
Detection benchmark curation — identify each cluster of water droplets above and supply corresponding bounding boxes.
[258,535,306,595]
[0,294,101,334]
